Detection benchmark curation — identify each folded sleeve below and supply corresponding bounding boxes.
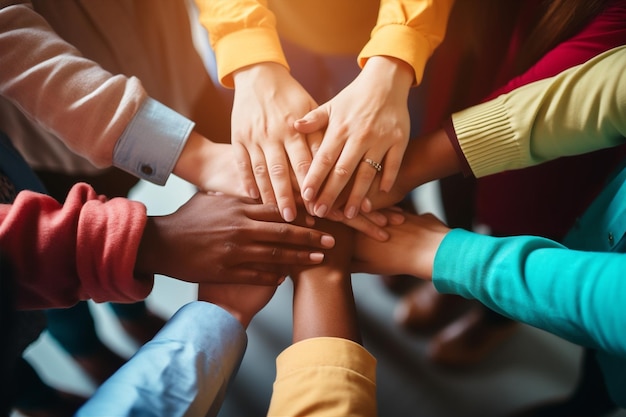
[0,183,151,309]
[358,0,454,85]
[268,337,377,417]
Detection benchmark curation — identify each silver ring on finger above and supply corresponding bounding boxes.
[362,158,383,173]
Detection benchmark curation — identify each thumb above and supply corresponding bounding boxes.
[294,106,329,133]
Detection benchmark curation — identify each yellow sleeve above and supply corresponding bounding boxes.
[194,0,288,88]
[358,0,455,85]
[267,337,377,417]
[452,46,626,178]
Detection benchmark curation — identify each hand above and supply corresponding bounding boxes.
[174,132,248,196]
[135,193,336,285]
[231,62,322,222]
[296,56,414,220]
[197,282,278,329]
[362,129,467,212]
[352,212,450,279]
[327,206,406,242]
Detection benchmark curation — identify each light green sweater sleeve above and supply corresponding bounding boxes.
[452,45,626,178]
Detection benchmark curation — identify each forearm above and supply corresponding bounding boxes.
[292,267,360,344]
[291,220,360,344]
[396,128,463,196]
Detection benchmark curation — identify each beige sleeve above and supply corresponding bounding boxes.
[0,3,147,168]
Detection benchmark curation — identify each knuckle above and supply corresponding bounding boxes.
[253,163,268,177]
[333,164,350,179]
[269,163,288,177]
[316,152,336,169]
[295,159,311,176]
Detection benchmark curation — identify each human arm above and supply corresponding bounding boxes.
[76,267,280,417]
[0,183,335,310]
[296,0,454,220]
[353,206,626,357]
[194,0,314,222]
[267,219,377,417]
[363,45,626,211]
[0,3,243,193]
[75,301,247,417]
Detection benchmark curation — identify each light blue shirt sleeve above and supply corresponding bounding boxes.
[113,98,195,185]
[75,301,247,417]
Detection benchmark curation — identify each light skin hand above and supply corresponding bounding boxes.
[352,212,450,279]
[296,56,414,220]
[197,282,278,329]
[326,206,406,242]
[231,62,321,223]
[173,131,247,196]
[134,193,336,286]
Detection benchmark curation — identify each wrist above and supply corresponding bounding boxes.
[401,129,464,190]
[197,286,253,329]
[174,131,212,189]
[134,217,160,277]
[233,62,289,88]
[362,56,414,92]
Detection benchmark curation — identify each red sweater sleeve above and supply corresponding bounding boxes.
[0,182,152,310]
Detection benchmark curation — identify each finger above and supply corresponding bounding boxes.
[248,145,277,205]
[264,143,298,222]
[233,142,260,199]
[361,210,388,227]
[284,133,313,193]
[309,138,365,218]
[225,268,287,286]
[293,106,329,134]
[378,144,405,193]
[242,210,336,248]
[340,213,390,242]
[341,155,382,219]
[301,130,345,209]
[307,130,323,158]
[237,245,328,265]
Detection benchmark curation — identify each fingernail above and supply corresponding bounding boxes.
[345,205,357,219]
[320,235,335,248]
[249,188,259,199]
[315,204,328,218]
[283,207,295,222]
[377,228,390,241]
[309,252,324,262]
[303,187,315,201]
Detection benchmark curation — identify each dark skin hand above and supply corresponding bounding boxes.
[135,192,336,286]
[197,281,278,329]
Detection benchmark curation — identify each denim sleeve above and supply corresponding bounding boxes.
[113,97,195,185]
[75,301,247,417]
